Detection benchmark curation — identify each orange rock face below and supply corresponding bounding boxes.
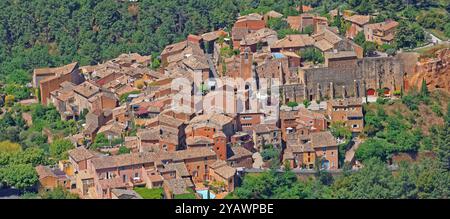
[409,48,450,92]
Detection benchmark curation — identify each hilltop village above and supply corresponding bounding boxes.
[9,6,450,199]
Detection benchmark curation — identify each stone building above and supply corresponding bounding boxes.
[327,98,364,133]
[296,54,405,101]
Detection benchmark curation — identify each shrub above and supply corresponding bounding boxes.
[287,101,298,108]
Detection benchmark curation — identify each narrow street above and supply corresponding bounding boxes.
[344,137,363,165]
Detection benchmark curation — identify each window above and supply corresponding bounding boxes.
[352,124,359,128]
[135,173,139,178]
[123,175,127,183]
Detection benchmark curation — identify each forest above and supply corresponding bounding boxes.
[1,0,449,86]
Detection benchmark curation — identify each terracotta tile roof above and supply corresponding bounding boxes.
[253,124,280,134]
[137,125,179,145]
[35,165,67,180]
[187,113,233,130]
[240,28,278,46]
[97,121,127,136]
[237,13,263,21]
[35,165,56,179]
[74,81,100,98]
[271,34,314,49]
[166,43,205,65]
[281,50,300,58]
[161,163,190,177]
[90,152,158,170]
[34,62,78,76]
[314,39,334,52]
[165,178,190,195]
[231,27,252,41]
[379,20,399,31]
[313,27,343,45]
[345,15,371,26]
[310,131,338,148]
[346,109,363,118]
[287,16,301,30]
[158,114,185,128]
[188,34,202,42]
[297,107,325,120]
[147,173,164,183]
[161,40,188,56]
[111,189,143,199]
[68,147,96,162]
[201,29,228,42]
[186,136,214,145]
[182,54,209,70]
[99,178,127,189]
[214,165,236,179]
[227,146,253,161]
[210,160,228,169]
[173,147,216,161]
[365,20,399,32]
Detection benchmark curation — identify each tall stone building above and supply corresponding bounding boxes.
[284,52,405,102]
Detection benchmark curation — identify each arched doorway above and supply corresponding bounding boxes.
[367,88,376,96]
[383,87,390,96]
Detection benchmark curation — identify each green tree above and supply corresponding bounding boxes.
[435,103,450,170]
[332,158,398,198]
[303,99,311,108]
[49,139,74,160]
[420,78,429,98]
[0,141,22,153]
[395,159,449,199]
[14,147,48,167]
[287,101,299,109]
[354,31,366,46]
[0,163,38,190]
[395,21,425,49]
[118,146,131,155]
[362,41,377,56]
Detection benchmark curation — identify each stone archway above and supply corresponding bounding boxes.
[367,88,376,96]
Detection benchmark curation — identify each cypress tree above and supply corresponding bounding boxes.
[420,78,429,98]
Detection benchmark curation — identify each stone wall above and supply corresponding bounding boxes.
[298,55,405,101]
